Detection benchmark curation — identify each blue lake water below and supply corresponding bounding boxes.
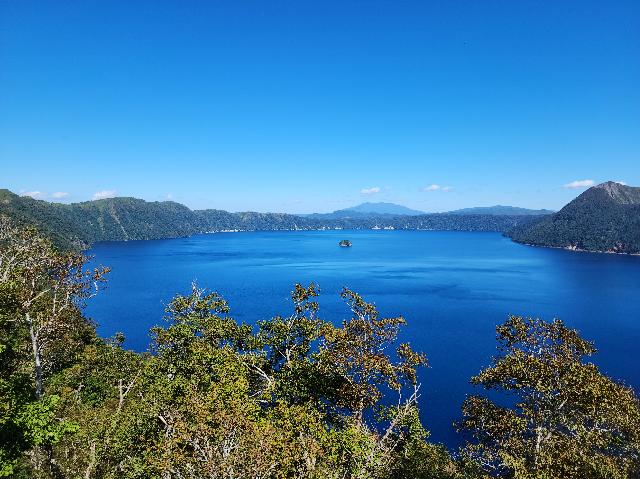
[87,230,640,447]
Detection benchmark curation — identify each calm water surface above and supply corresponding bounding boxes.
[87,230,640,447]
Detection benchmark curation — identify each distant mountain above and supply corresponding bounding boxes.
[304,202,425,219]
[0,189,543,250]
[339,202,425,216]
[309,203,552,219]
[449,205,554,216]
[508,181,640,254]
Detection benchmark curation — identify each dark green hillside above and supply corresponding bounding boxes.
[508,181,640,253]
[396,213,537,231]
[70,197,200,242]
[0,189,204,248]
[193,208,243,231]
[0,189,87,248]
[234,211,310,230]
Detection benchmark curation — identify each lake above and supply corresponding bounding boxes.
[87,230,640,447]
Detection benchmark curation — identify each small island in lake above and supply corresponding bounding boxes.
[339,239,352,247]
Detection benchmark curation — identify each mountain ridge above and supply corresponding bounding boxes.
[593,181,640,205]
[449,205,554,216]
[339,202,425,216]
[304,202,551,219]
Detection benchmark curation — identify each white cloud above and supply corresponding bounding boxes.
[92,190,117,200]
[51,191,69,199]
[360,186,381,195]
[563,179,595,189]
[615,180,627,186]
[422,184,453,192]
[21,191,44,199]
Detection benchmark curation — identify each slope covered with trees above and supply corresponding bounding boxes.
[0,189,543,250]
[1,218,639,478]
[508,181,640,254]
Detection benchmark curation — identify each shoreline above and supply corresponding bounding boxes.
[514,241,640,257]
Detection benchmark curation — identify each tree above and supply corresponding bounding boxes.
[88,283,337,479]
[0,217,108,477]
[0,217,109,398]
[56,283,456,479]
[316,288,447,477]
[319,288,427,424]
[44,333,143,479]
[457,315,640,478]
[251,283,325,405]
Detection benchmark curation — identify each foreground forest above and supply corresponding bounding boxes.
[1,217,640,478]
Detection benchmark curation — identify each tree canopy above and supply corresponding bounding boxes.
[457,315,640,478]
[1,218,638,478]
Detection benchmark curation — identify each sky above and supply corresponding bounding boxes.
[1,0,639,213]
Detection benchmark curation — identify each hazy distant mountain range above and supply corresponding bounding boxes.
[304,202,552,219]
[0,189,543,250]
[302,202,425,219]
[448,205,555,216]
[338,202,426,216]
[507,181,640,254]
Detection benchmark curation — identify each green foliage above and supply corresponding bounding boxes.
[0,218,108,476]
[318,288,427,420]
[45,283,457,478]
[458,315,640,478]
[14,395,78,446]
[2,218,639,478]
[0,286,79,477]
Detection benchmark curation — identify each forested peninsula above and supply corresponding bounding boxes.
[507,181,640,254]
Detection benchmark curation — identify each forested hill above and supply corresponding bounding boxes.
[0,189,543,249]
[507,181,640,254]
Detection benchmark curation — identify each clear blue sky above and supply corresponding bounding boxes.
[1,1,638,213]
